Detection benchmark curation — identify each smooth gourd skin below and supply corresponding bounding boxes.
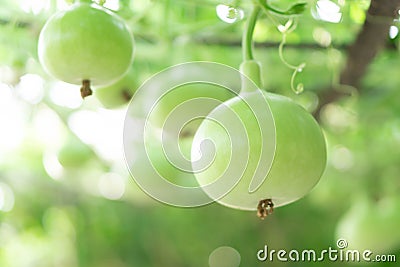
[145,135,198,188]
[192,91,327,209]
[148,83,235,131]
[129,130,198,188]
[94,67,137,109]
[57,136,93,168]
[38,3,134,86]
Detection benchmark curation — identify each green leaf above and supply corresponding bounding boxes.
[258,0,307,16]
[285,3,307,15]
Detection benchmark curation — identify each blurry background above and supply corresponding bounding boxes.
[0,0,400,266]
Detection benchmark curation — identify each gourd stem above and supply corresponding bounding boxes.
[80,79,92,98]
[242,5,260,61]
[240,5,263,93]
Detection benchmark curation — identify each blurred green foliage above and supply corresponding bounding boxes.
[0,0,399,266]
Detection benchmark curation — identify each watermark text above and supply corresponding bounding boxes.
[257,239,397,263]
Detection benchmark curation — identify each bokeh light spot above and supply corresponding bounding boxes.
[209,246,241,267]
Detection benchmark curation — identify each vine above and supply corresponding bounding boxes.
[239,0,307,94]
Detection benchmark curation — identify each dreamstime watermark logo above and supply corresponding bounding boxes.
[123,61,276,207]
[257,239,397,263]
